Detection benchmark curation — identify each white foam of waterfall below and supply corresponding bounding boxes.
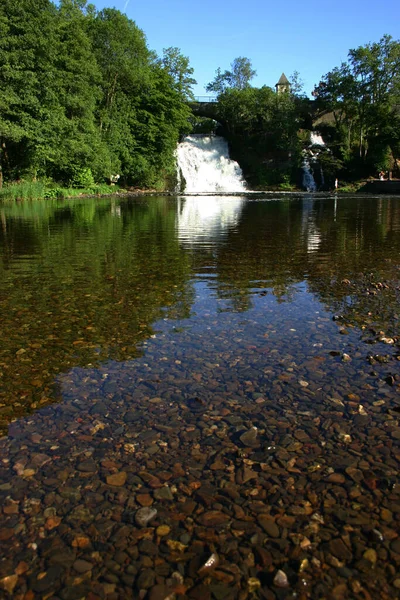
[302,131,326,192]
[310,132,325,147]
[176,135,246,193]
[302,158,317,192]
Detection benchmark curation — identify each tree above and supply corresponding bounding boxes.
[0,0,59,182]
[206,57,256,94]
[89,9,192,187]
[313,35,400,174]
[216,85,300,186]
[88,8,153,180]
[159,47,197,100]
[289,71,305,97]
[46,0,108,182]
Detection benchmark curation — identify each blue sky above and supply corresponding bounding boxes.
[91,0,399,98]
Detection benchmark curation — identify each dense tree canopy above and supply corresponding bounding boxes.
[0,0,194,188]
[214,85,303,187]
[313,35,400,177]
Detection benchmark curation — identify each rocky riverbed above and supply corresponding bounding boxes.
[0,300,399,599]
[0,194,399,599]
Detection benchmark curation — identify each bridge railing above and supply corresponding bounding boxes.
[193,96,218,103]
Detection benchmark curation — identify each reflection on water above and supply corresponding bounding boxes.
[0,194,400,598]
[0,193,400,432]
[177,196,244,247]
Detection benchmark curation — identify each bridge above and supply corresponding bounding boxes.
[188,96,221,122]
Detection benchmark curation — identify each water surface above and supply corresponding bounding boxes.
[0,194,399,599]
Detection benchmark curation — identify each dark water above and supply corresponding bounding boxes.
[0,194,399,599]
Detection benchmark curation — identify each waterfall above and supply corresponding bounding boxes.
[302,158,317,192]
[310,132,325,147]
[176,135,246,193]
[301,131,326,192]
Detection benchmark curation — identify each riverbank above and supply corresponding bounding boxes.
[357,180,400,194]
[1,179,400,203]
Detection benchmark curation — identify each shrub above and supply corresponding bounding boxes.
[70,167,95,188]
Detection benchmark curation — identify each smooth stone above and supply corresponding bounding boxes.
[390,539,400,554]
[188,584,211,600]
[327,473,346,483]
[73,559,93,573]
[209,584,232,599]
[198,511,230,527]
[139,540,158,556]
[273,569,289,588]
[135,507,157,528]
[106,471,127,486]
[328,538,353,561]
[0,575,18,594]
[148,584,171,600]
[153,487,174,501]
[363,549,377,565]
[136,568,156,589]
[76,459,97,472]
[156,525,171,537]
[257,515,280,538]
[239,427,260,448]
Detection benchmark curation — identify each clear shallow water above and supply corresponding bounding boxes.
[0,194,399,599]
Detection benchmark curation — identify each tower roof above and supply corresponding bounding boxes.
[276,73,290,86]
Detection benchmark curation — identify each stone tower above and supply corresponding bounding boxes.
[275,73,290,94]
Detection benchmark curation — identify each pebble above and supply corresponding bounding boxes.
[239,427,260,447]
[198,553,220,577]
[73,559,93,573]
[257,515,280,538]
[135,507,157,527]
[106,471,127,486]
[154,486,174,501]
[363,548,377,565]
[273,570,289,587]
[0,574,18,594]
[137,568,156,589]
[156,525,171,536]
[0,211,399,600]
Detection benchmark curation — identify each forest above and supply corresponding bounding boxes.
[0,0,194,192]
[0,0,399,193]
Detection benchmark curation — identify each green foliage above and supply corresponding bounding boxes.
[189,116,217,134]
[313,35,400,178]
[214,86,301,187]
[43,187,65,199]
[0,1,192,191]
[206,57,256,94]
[69,167,95,188]
[159,47,197,100]
[0,180,46,200]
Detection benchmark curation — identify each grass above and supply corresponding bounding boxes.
[336,181,365,193]
[0,181,121,201]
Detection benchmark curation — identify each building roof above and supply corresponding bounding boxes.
[276,73,290,86]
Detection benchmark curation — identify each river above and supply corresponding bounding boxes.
[0,193,399,599]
